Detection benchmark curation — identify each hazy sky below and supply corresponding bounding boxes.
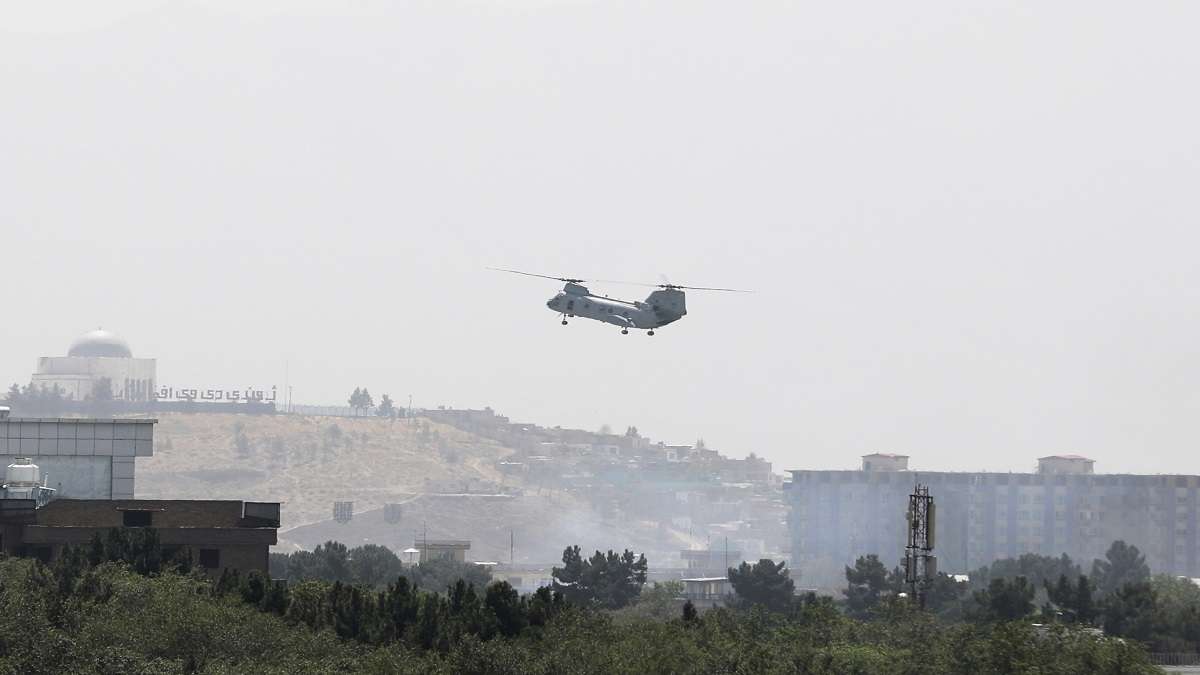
[3,1,1199,475]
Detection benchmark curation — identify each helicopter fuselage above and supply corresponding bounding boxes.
[546,283,686,331]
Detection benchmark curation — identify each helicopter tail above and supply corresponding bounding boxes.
[646,288,687,323]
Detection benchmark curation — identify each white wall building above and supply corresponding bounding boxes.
[0,417,154,499]
[30,329,156,402]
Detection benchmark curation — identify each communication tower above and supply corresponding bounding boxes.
[904,483,936,609]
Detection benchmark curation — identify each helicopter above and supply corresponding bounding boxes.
[489,268,750,335]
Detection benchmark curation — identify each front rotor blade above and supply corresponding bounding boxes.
[487,267,585,284]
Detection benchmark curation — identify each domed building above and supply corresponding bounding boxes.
[30,329,156,401]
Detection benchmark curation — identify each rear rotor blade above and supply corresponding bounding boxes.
[662,284,754,293]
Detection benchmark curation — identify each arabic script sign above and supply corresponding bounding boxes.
[155,386,278,403]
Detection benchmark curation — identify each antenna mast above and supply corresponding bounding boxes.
[904,483,937,609]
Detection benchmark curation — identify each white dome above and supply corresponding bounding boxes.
[68,329,133,358]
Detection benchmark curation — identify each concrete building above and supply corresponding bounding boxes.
[0,416,154,499]
[681,547,744,577]
[0,498,280,575]
[31,329,156,402]
[787,454,1200,589]
[415,539,471,563]
[680,577,733,608]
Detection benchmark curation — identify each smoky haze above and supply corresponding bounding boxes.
[2,1,1199,475]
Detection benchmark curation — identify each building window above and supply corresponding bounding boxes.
[123,511,153,527]
[199,549,221,569]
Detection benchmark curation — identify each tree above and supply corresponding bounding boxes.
[969,552,1081,593]
[844,555,891,618]
[1092,541,1150,597]
[377,394,395,417]
[1148,574,1200,653]
[347,387,374,414]
[971,577,1035,622]
[286,541,351,583]
[625,426,640,438]
[923,572,969,618]
[406,558,492,594]
[682,599,699,623]
[3,383,20,405]
[597,424,612,436]
[91,377,114,402]
[728,558,795,613]
[551,545,647,609]
[1045,573,1096,624]
[484,581,527,637]
[621,580,684,620]
[1101,581,1158,643]
[347,544,403,588]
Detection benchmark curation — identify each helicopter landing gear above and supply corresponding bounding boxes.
[562,320,568,325]
[621,329,629,335]
[647,330,655,336]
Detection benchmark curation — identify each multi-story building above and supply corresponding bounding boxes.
[0,411,279,576]
[787,453,1200,590]
[0,498,280,575]
[0,414,155,499]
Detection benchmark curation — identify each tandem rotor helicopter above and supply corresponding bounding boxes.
[489,267,751,335]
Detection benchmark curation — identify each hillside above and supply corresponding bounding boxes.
[136,413,692,560]
[138,413,514,533]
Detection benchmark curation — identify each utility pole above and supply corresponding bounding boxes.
[905,482,937,609]
[510,530,514,566]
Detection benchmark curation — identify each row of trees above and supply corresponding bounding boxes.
[550,546,648,609]
[347,387,401,417]
[49,531,566,654]
[3,380,116,416]
[270,541,492,592]
[825,539,1200,654]
[272,538,1192,657]
[0,530,1172,672]
[0,546,1157,673]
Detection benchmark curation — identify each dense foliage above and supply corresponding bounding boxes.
[0,553,1159,674]
[551,545,647,609]
[728,558,795,613]
[270,541,491,593]
[828,539,1200,656]
[0,534,1182,672]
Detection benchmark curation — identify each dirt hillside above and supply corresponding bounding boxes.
[136,413,689,560]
